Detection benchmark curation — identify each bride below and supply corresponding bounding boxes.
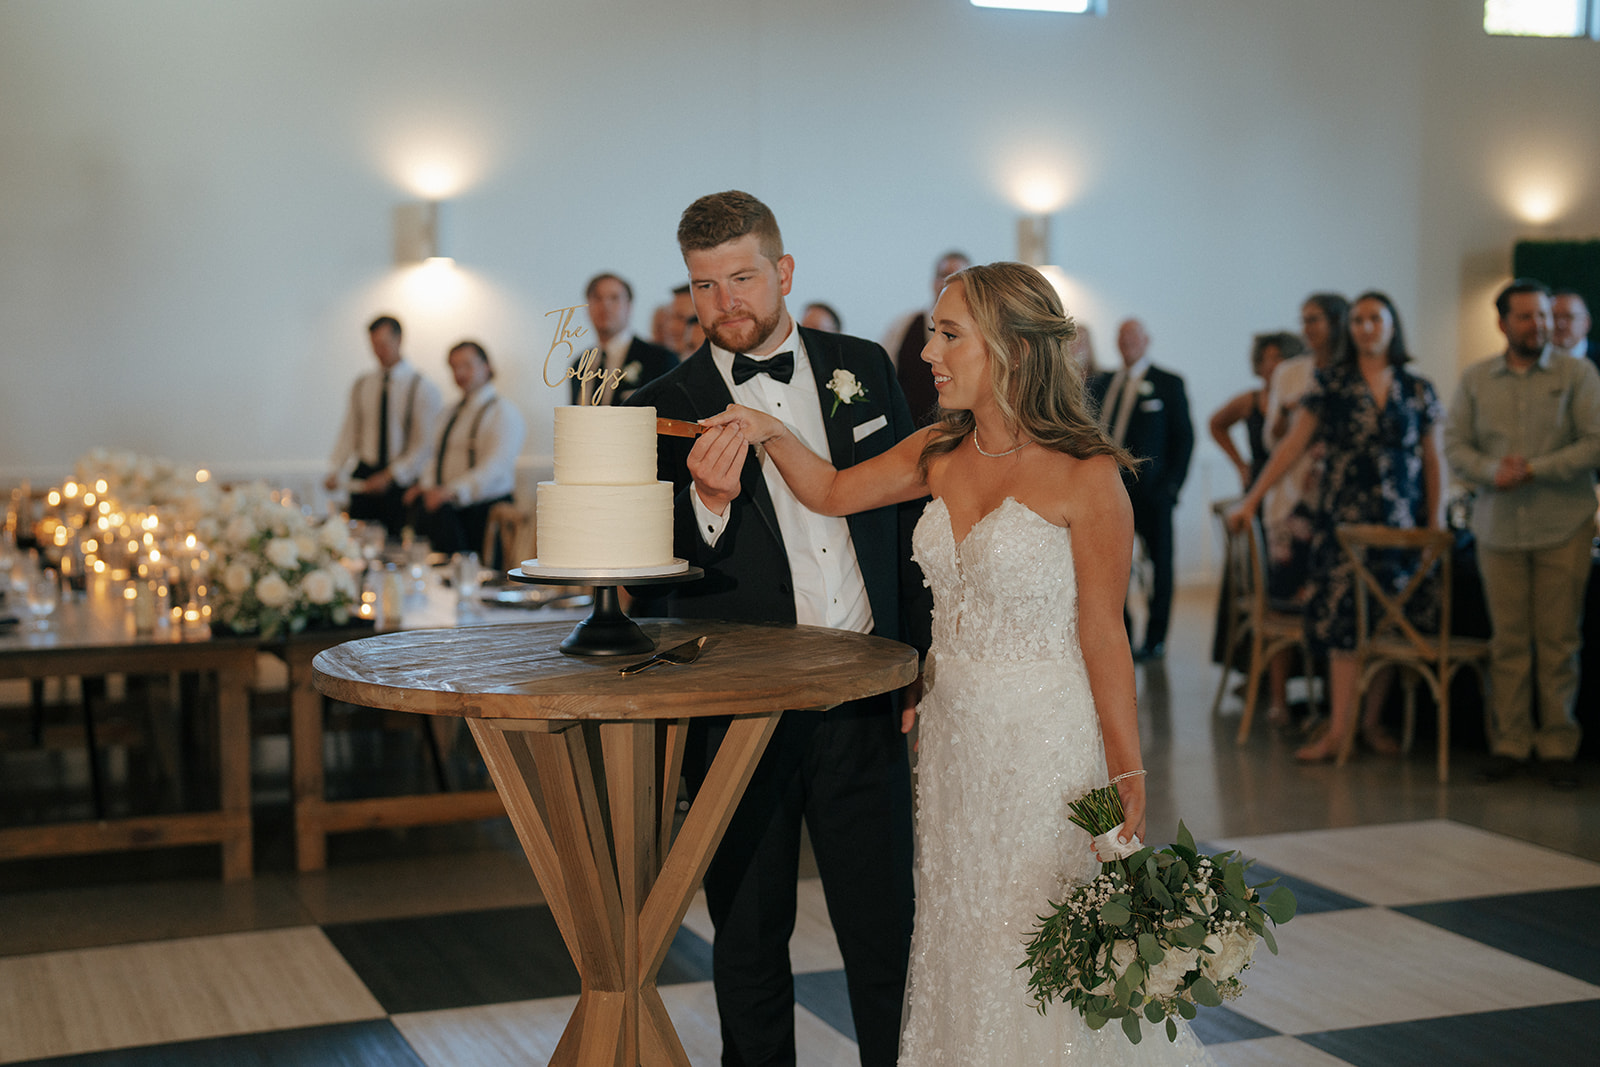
[702,262,1211,1063]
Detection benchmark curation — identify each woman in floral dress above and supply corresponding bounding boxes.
[1231,290,1447,762]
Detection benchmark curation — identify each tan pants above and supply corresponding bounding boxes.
[1477,522,1593,761]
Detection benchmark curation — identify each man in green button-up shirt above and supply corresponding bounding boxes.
[1445,279,1600,788]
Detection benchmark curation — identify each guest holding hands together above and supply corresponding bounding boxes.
[1230,291,1446,763]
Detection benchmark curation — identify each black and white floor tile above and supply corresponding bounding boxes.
[4,820,1599,1066]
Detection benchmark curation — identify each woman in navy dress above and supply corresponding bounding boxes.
[1231,291,1446,761]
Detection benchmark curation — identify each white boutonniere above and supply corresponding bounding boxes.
[623,361,642,385]
[1139,379,1155,396]
[826,368,867,416]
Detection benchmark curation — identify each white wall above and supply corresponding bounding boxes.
[2,0,1596,583]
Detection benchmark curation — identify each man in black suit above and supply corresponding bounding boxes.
[568,272,679,405]
[1089,317,1194,660]
[628,190,925,1067]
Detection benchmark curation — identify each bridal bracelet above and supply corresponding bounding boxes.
[1109,769,1147,785]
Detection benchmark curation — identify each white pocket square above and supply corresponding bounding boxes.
[852,414,888,442]
[1139,398,1164,412]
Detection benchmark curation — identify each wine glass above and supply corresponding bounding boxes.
[26,567,59,630]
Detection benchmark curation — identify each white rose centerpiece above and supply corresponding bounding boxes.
[201,482,361,639]
[1022,786,1297,1045]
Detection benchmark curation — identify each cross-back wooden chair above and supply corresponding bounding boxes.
[482,501,533,572]
[1334,524,1490,782]
[1210,500,1319,743]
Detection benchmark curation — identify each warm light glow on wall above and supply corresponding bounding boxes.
[1011,169,1071,214]
[1496,163,1580,225]
[396,258,471,314]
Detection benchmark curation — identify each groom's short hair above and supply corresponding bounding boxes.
[677,190,785,263]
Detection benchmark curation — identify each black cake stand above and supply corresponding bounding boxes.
[507,562,703,657]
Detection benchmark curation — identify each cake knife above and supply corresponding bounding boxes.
[618,635,709,675]
[657,417,709,438]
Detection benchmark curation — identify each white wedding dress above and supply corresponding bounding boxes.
[899,497,1212,1065]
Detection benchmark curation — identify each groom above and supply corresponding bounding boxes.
[628,190,927,1066]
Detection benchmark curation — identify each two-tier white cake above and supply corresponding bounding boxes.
[533,406,677,572]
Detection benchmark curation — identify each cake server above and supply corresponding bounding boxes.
[618,635,709,675]
[657,417,709,438]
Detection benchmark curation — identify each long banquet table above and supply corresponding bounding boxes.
[0,579,259,881]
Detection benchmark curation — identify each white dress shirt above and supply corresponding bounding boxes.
[420,382,526,506]
[327,359,444,486]
[689,323,874,633]
[1101,354,1152,446]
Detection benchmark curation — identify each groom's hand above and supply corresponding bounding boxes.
[688,423,747,515]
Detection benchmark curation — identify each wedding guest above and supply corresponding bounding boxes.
[1209,330,1304,725]
[649,302,676,349]
[1264,293,1349,617]
[800,300,842,332]
[324,315,442,538]
[1067,320,1099,379]
[1552,289,1594,369]
[1088,318,1195,661]
[568,273,679,405]
[1210,331,1304,488]
[627,190,926,1067]
[1446,280,1600,790]
[882,250,972,426]
[405,341,525,559]
[669,283,702,357]
[1231,291,1447,763]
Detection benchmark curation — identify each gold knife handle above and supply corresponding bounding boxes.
[657,417,709,438]
[619,656,668,676]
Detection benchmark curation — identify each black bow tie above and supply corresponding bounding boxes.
[731,350,795,385]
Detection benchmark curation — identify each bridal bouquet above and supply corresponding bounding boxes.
[1021,786,1296,1045]
[198,482,361,639]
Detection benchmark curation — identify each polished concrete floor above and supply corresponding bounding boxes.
[2,586,1598,1065]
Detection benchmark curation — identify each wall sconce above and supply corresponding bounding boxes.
[1018,214,1051,266]
[394,200,450,264]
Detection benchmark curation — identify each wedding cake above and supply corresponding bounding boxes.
[534,406,676,571]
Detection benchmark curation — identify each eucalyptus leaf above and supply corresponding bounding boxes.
[1190,976,1223,1007]
[1177,998,1198,1020]
[1086,1012,1108,1030]
[1177,820,1196,852]
[1137,932,1165,964]
[1262,925,1278,955]
[1122,1013,1144,1045]
[1144,999,1166,1023]
[1166,1017,1179,1042]
[1263,885,1299,924]
[1101,900,1131,926]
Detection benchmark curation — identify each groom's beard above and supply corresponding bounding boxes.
[705,305,784,357]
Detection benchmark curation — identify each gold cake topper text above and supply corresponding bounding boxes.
[543,305,624,405]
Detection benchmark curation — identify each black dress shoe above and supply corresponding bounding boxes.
[1477,755,1526,783]
[1133,642,1165,662]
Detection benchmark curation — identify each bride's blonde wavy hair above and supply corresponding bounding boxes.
[918,261,1136,475]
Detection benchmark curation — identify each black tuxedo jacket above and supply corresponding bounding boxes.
[626,328,930,650]
[568,336,680,406]
[1090,364,1195,506]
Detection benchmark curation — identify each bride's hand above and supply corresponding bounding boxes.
[1115,774,1148,848]
[701,404,786,445]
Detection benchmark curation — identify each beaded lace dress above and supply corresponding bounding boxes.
[900,497,1212,1065]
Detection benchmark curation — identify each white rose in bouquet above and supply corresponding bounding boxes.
[1199,928,1257,986]
[301,569,337,606]
[1144,945,1200,996]
[255,572,293,608]
[265,537,300,570]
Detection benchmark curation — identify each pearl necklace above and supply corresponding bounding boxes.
[972,431,1030,458]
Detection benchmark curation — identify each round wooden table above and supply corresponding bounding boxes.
[312,617,917,1066]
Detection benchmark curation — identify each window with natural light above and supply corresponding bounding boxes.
[971,0,1103,14]
[1484,0,1590,37]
